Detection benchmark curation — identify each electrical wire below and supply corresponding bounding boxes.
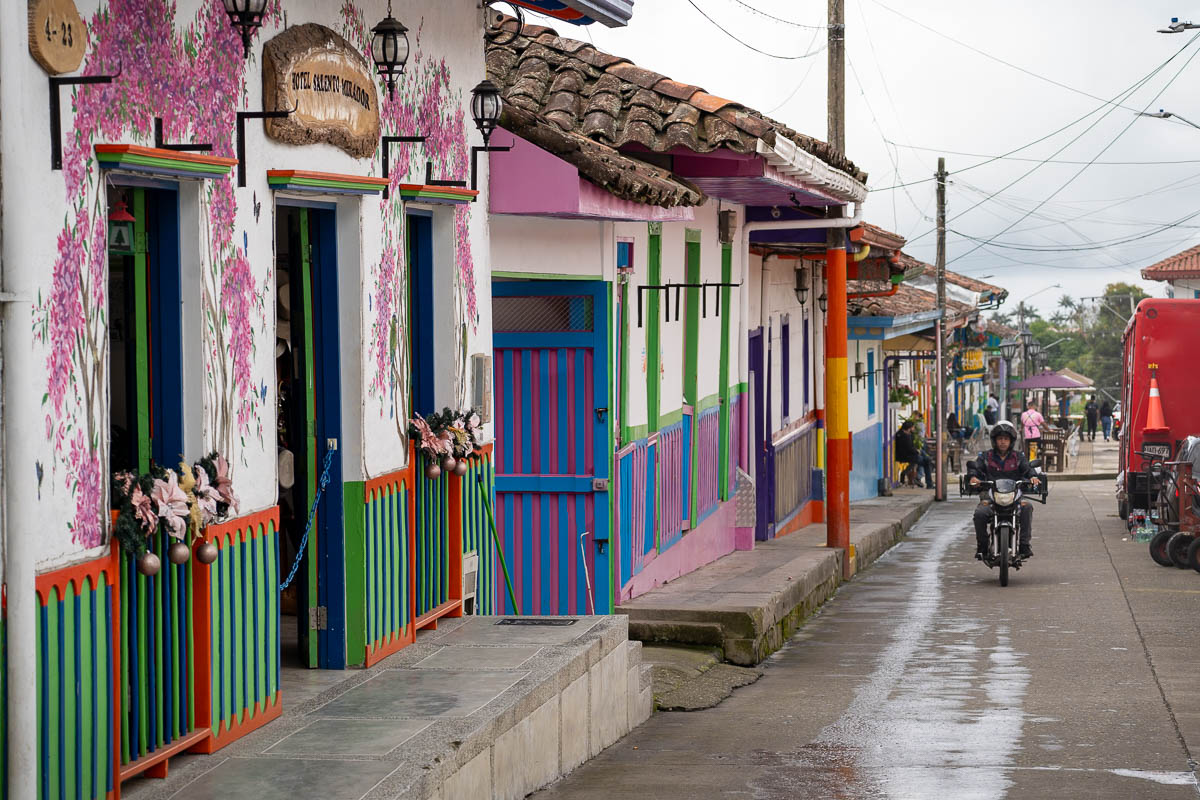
[885,142,1200,167]
[865,0,1148,115]
[901,31,1200,247]
[723,0,827,29]
[683,0,828,59]
[944,36,1200,265]
[763,24,824,113]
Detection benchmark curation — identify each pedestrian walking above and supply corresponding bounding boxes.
[1021,400,1047,460]
[984,394,999,426]
[1085,398,1099,441]
[1100,400,1114,441]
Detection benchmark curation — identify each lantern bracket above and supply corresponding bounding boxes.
[235,103,298,187]
[425,160,468,189]
[470,142,513,195]
[381,135,426,198]
[49,67,121,170]
[153,117,213,153]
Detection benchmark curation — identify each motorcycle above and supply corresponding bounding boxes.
[962,459,1049,586]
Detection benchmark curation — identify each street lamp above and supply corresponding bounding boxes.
[1137,108,1200,130]
[999,340,1020,361]
[371,1,411,98]
[1158,17,1200,33]
[1020,328,1033,347]
[793,268,810,305]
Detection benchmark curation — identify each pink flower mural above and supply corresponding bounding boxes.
[340,2,480,440]
[33,0,272,549]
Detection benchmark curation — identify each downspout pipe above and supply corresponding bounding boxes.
[740,202,862,573]
[0,0,37,793]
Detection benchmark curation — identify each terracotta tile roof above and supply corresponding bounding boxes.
[916,263,1008,299]
[1142,243,1200,281]
[987,319,1019,338]
[486,17,867,207]
[857,222,906,252]
[849,282,971,318]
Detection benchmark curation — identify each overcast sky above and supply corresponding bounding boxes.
[526,0,1200,319]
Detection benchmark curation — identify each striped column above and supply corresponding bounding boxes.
[824,243,851,574]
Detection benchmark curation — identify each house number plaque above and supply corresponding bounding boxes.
[28,0,88,75]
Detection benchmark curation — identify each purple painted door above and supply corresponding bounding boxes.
[492,281,611,615]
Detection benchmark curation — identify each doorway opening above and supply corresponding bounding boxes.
[275,203,344,671]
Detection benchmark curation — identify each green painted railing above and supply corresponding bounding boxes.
[194,508,282,752]
[36,557,116,800]
[119,530,195,768]
[461,447,497,615]
[363,468,414,666]
[415,462,451,620]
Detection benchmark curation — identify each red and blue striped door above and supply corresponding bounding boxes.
[493,281,611,615]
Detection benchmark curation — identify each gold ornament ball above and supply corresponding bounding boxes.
[167,541,191,565]
[453,459,469,476]
[425,462,442,480]
[441,455,457,472]
[196,541,219,565]
[136,552,162,577]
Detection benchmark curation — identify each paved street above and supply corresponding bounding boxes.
[534,479,1200,799]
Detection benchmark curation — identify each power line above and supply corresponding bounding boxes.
[945,35,1200,265]
[902,31,1200,247]
[683,0,829,59]
[865,0,1147,114]
[723,0,827,29]
[886,142,1200,166]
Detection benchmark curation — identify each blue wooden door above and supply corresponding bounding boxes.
[492,281,611,615]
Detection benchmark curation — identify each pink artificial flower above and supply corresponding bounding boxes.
[213,455,239,514]
[193,466,221,525]
[113,471,135,496]
[130,486,158,533]
[468,412,481,430]
[151,471,191,541]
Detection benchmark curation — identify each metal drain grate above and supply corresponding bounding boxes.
[495,618,578,626]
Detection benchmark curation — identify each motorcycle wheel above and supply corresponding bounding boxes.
[1187,536,1200,574]
[1118,499,1129,521]
[998,526,1010,587]
[1168,532,1194,569]
[1150,529,1177,567]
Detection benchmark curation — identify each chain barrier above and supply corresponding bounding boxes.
[280,447,336,591]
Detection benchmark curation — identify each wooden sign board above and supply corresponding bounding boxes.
[28,0,88,75]
[262,24,381,159]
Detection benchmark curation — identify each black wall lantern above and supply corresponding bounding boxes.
[818,292,828,313]
[793,268,809,305]
[372,1,411,98]
[471,79,503,146]
[223,0,268,58]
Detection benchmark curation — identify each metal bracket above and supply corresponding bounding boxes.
[381,135,426,199]
[49,68,120,170]
[594,407,608,423]
[153,117,212,152]
[425,160,468,189]
[309,606,328,630]
[470,143,513,195]
[592,478,609,492]
[636,281,741,327]
[484,0,526,45]
[235,103,297,187]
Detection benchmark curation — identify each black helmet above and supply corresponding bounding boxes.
[990,419,1018,448]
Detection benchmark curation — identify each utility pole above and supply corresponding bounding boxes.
[825,0,851,575]
[935,157,947,502]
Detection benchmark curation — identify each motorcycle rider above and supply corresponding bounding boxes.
[968,420,1042,559]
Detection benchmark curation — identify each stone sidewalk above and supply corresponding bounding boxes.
[619,490,934,666]
[122,616,652,800]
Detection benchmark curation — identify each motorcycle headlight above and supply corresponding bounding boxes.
[993,490,1017,506]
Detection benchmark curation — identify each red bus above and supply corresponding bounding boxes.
[1118,298,1200,519]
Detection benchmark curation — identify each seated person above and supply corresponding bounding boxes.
[895,420,933,488]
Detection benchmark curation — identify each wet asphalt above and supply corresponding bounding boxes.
[534,480,1200,799]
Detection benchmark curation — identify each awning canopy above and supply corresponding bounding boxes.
[512,0,634,26]
[1010,370,1088,390]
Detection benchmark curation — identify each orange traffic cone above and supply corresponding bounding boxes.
[1144,365,1169,434]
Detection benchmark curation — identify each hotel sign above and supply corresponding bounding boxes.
[262,24,381,159]
[961,348,985,372]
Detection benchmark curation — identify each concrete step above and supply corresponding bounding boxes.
[617,491,935,666]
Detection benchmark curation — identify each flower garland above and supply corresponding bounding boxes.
[889,384,917,405]
[111,451,239,559]
[408,408,484,478]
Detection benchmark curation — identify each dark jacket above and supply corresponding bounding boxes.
[1099,401,1113,418]
[969,448,1035,483]
[895,429,920,462]
[1085,400,1099,422]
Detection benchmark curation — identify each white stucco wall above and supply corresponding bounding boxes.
[1,0,492,570]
